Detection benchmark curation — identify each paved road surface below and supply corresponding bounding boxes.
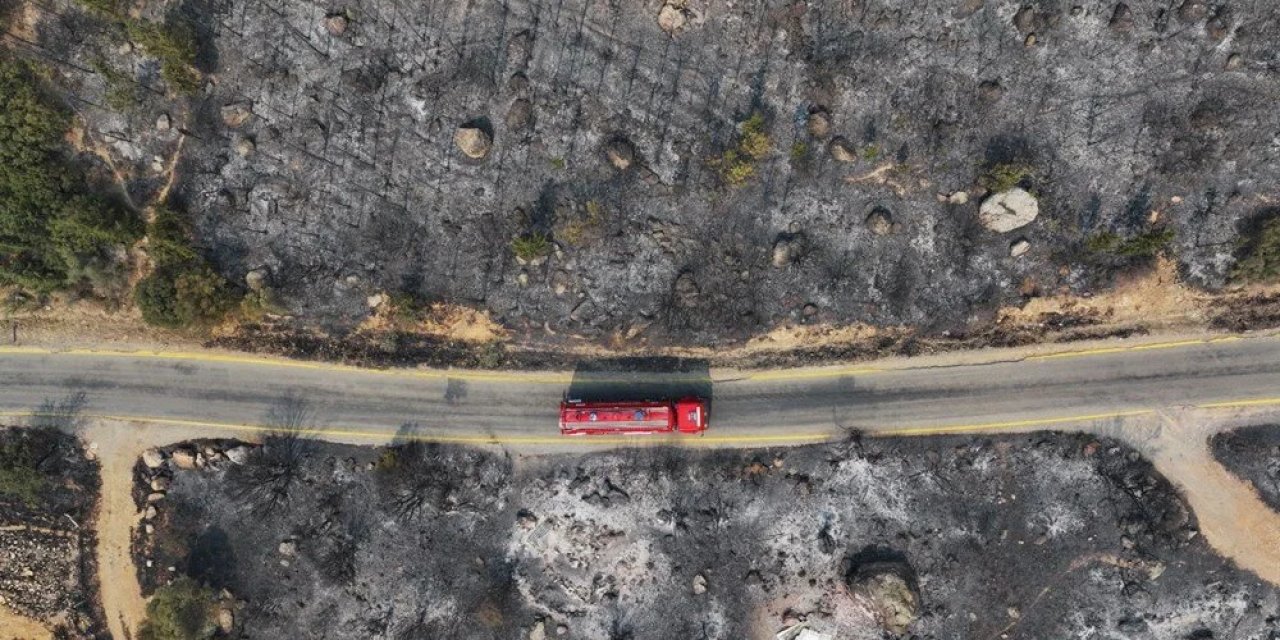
[0,335,1277,444]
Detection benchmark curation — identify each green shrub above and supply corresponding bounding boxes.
[862,144,880,161]
[0,437,45,506]
[1086,228,1175,260]
[711,112,771,187]
[139,577,217,640]
[136,207,234,328]
[511,233,552,261]
[1231,215,1280,283]
[0,57,142,293]
[125,20,201,95]
[980,162,1034,193]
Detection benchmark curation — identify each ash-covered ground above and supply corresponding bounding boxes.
[19,0,1280,342]
[138,432,1280,639]
[1212,424,1280,513]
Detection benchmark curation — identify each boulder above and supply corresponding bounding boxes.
[1010,238,1031,257]
[528,621,546,640]
[170,449,197,470]
[235,137,256,157]
[244,269,268,292]
[850,563,920,635]
[772,233,803,268]
[278,540,297,557]
[692,573,708,595]
[146,492,166,503]
[673,272,700,307]
[865,207,893,236]
[141,448,165,469]
[658,3,687,34]
[978,188,1039,233]
[828,137,856,163]
[150,477,171,492]
[155,113,171,131]
[454,125,492,159]
[806,110,831,138]
[324,14,348,36]
[505,99,533,131]
[605,138,636,170]
[218,608,235,633]
[220,103,253,128]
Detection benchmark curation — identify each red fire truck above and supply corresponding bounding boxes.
[559,398,708,436]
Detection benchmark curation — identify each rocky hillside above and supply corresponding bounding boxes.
[5,0,1280,344]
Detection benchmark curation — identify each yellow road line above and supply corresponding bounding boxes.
[1196,397,1280,409]
[0,331,1261,385]
[876,409,1156,437]
[743,366,881,382]
[1028,338,1215,361]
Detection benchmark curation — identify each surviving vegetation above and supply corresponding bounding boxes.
[0,57,140,296]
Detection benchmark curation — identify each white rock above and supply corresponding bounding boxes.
[692,573,708,595]
[1010,239,1031,257]
[225,446,251,465]
[978,188,1039,233]
[528,621,546,640]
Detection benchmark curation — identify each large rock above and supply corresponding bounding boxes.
[605,138,636,170]
[220,103,253,128]
[850,563,920,635]
[978,188,1039,233]
[768,232,798,267]
[658,3,687,34]
[141,448,165,469]
[865,207,893,236]
[828,137,856,163]
[505,99,533,131]
[673,272,700,307]
[170,449,197,470]
[225,446,252,465]
[454,125,492,159]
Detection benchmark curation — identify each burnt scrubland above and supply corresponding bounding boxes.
[1212,424,1280,513]
[0,0,1279,351]
[134,433,1280,639]
[0,424,104,638]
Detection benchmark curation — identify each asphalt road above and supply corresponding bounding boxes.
[0,334,1278,445]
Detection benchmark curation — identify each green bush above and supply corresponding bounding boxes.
[139,577,217,640]
[125,20,201,95]
[511,232,552,261]
[712,112,771,187]
[979,162,1034,193]
[1231,215,1280,283]
[0,437,45,506]
[0,56,142,293]
[136,207,234,328]
[1086,228,1175,260]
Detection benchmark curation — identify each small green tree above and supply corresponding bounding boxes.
[1232,215,1280,283]
[138,577,217,640]
[136,207,235,328]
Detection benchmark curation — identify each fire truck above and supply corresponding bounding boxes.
[559,397,708,436]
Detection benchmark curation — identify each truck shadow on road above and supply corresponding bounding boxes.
[566,357,712,408]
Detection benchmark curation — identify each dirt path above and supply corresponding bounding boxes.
[0,608,52,640]
[84,424,155,640]
[1102,410,1280,585]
